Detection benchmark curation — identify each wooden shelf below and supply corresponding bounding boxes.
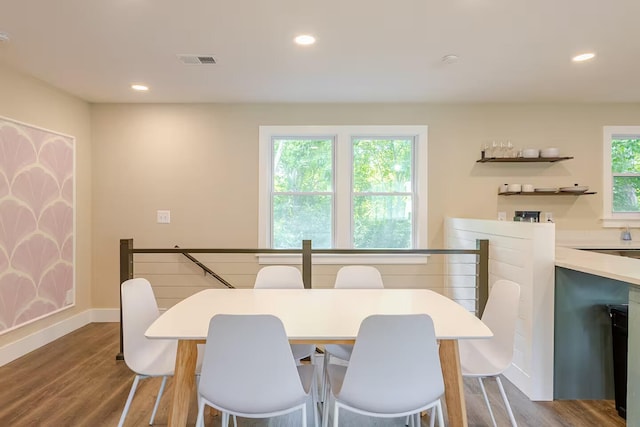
[477,156,574,163]
[499,191,596,196]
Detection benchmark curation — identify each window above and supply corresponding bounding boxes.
[603,126,640,227]
[259,126,428,262]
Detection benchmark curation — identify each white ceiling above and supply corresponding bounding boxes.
[1,0,639,104]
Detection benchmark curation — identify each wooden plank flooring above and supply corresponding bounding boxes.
[0,323,626,426]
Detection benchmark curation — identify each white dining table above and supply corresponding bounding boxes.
[146,288,492,427]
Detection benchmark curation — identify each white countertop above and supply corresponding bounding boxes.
[555,246,640,287]
[557,240,640,249]
[556,229,640,249]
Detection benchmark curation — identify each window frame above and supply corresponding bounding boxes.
[258,125,428,264]
[602,126,640,227]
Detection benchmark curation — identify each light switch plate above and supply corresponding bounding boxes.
[544,212,553,222]
[498,211,507,221]
[157,210,171,224]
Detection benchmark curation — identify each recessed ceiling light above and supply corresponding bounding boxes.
[572,52,595,62]
[294,34,316,46]
[131,84,149,91]
[0,32,10,43]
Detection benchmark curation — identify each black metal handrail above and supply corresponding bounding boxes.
[175,245,235,289]
[117,238,489,360]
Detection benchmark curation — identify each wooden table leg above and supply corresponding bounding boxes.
[439,339,468,427]
[168,340,198,426]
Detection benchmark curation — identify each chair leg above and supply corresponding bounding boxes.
[496,376,518,427]
[436,400,444,427]
[311,376,320,427]
[302,404,308,427]
[322,379,331,427]
[332,404,339,427]
[149,375,167,425]
[195,397,205,427]
[478,377,497,427]
[430,406,436,427]
[233,414,238,427]
[321,352,330,404]
[405,414,411,426]
[118,375,142,427]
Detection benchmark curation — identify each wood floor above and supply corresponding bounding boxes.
[0,323,626,427]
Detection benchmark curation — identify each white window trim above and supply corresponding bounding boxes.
[258,125,428,264]
[602,126,640,227]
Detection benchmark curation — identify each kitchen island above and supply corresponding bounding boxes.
[555,246,639,423]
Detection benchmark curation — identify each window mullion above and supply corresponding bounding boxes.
[334,131,352,248]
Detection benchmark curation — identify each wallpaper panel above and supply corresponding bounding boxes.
[0,117,75,334]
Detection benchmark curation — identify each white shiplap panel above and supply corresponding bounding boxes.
[444,217,555,401]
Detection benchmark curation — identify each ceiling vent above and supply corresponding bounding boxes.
[177,54,217,65]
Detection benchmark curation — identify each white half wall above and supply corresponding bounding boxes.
[445,217,555,401]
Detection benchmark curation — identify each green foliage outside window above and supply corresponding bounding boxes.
[612,139,640,212]
[353,138,413,248]
[271,137,415,249]
[272,138,333,248]
[273,138,332,192]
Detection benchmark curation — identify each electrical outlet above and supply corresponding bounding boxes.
[497,211,507,221]
[544,212,554,222]
[157,210,171,224]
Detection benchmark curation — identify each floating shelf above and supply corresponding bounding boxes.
[499,191,596,196]
[477,157,574,163]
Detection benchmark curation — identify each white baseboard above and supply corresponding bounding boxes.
[91,308,120,322]
[0,308,121,367]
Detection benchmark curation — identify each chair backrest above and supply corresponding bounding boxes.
[478,279,521,370]
[254,266,304,289]
[198,314,307,413]
[334,265,384,289]
[121,278,177,374]
[337,314,444,414]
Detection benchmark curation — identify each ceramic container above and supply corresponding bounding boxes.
[522,148,539,158]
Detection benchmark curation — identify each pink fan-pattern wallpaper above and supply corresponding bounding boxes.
[0,117,74,334]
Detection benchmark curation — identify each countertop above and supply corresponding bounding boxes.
[555,246,640,287]
[556,229,640,249]
[556,240,640,250]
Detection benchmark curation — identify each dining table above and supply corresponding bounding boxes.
[145,288,492,427]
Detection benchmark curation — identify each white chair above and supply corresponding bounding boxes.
[195,314,319,427]
[322,266,384,400]
[458,279,521,427]
[254,266,316,361]
[322,314,445,427]
[333,265,384,289]
[119,278,202,427]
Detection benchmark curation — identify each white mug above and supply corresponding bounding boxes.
[507,183,522,193]
[522,184,534,192]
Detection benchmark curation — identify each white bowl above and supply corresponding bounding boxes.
[507,183,522,192]
[540,147,560,158]
[521,148,539,158]
[560,185,589,193]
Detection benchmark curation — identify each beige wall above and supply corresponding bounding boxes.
[91,102,640,308]
[0,64,91,347]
